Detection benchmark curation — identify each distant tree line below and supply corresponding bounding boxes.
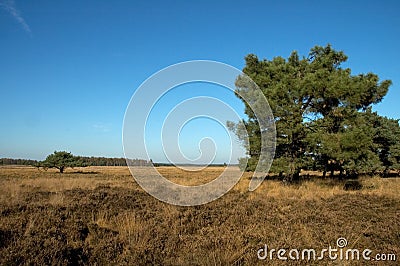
[152,162,229,167]
[78,157,152,167]
[0,158,38,166]
[0,155,152,167]
[1,155,228,169]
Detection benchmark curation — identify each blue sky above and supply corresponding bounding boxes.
[0,0,399,161]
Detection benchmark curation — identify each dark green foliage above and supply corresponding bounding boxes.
[39,151,86,173]
[369,113,400,174]
[0,158,38,166]
[232,44,398,178]
[1,156,153,167]
[80,157,151,167]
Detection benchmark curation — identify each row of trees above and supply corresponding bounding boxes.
[78,157,151,167]
[37,152,154,173]
[230,44,400,180]
[0,158,38,166]
[1,152,152,173]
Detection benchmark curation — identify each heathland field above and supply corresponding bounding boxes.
[0,166,399,265]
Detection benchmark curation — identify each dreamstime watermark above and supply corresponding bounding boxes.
[122,60,276,206]
[257,237,397,262]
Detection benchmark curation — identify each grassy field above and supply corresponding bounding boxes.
[0,166,399,265]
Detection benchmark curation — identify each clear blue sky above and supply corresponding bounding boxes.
[0,0,399,161]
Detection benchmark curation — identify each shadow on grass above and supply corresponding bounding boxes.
[260,174,349,188]
[382,172,400,178]
[66,171,99,175]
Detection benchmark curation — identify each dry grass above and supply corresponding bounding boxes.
[0,166,399,265]
[2,166,398,201]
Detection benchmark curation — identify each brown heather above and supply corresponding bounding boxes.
[0,166,399,265]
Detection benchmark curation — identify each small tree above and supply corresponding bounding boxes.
[39,151,84,173]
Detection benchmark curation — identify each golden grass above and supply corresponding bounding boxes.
[0,166,399,265]
[156,166,226,185]
[1,166,400,205]
[0,166,136,205]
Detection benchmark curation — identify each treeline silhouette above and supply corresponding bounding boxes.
[0,157,152,167]
[0,157,231,167]
[79,157,152,167]
[0,158,38,166]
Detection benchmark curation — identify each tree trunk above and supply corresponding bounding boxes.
[293,169,300,182]
[59,166,64,173]
[322,157,328,178]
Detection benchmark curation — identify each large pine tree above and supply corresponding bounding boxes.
[232,44,397,179]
